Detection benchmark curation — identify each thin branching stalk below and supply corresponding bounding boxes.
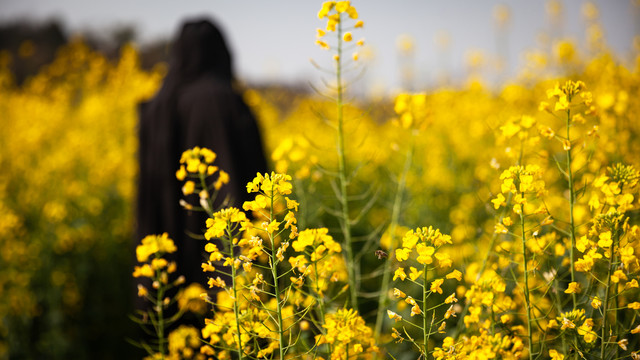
[335,14,358,310]
[312,257,332,355]
[600,232,617,359]
[478,137,524,280]
[227,225,244,360]
[565,106,578,309]
[520,207,534,360]
[423,265,430,358]
[374,132,415,345]
[154,262,166,359]
[268,188,286,359]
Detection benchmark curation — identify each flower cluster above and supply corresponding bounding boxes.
[492,164,546,216]
[177,283,208,315]
[316,308,379,359]
[133,233,179,287]
[433,329,524,360]
[166,325,205,360]
[389,226,461,355]
[7,1,640,358]
[316,1,364,61]
[244,172,299,241]
[198,171,315,359]
[176,147,229,213]
[540,80,593,113]
[290,228,345,295]
[271,136,320,180]
[393,93,431,131]
[590,163,639,213]
[498,115,539,149]
[537,80,597,152]
[132,233,190,358]
[394,227,453,273]
[462,274,511,329]
[199,283,277,359]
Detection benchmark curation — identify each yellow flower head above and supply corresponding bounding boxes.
[409,266,423,281]
[393,288,407,299]
[179,147,218,175]
[416,243,435,265]
[435,252,452,268]
[549,349,565,360]
[246,172,293,198]
[446,270,462,281]
[293,227,339,255]
[430,278,444,294]
[393,93,430,130]
[445,293,458,304]
[628,302,640,310]
[213,170,229,190]
[395,247,411,262]
[182,181,195,195]
[564,281,581,294]
[387,310,402,322]
[204,207,248,240]
[136,233,177,263]
[316,0,362,51]
[393,267,407,281]
[322,309,376,356]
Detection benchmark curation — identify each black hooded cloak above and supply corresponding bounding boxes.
[136,19,268,287]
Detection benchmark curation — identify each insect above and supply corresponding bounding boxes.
[375,250,388,260]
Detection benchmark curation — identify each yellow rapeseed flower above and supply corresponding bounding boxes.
[549,349,565,360]
[446,269,462,281]
[136,233,177,262]
[395,247,411,262]
[430,278,444,294]
[387,310,402,322]
[182,181,195,195]
[564,282,581,294]
[393,267,407,281]
[408,266,423,281]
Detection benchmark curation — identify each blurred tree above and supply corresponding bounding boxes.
[0,20,66,84]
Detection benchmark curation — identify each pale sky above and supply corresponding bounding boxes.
[1,0,638,91]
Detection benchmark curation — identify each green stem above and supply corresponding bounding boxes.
[313,257,331,355]
[335,15,358,311]
[520,209,534,360]
[269,191,286,359]
[552,276,568,354]
[272,255,285,359]
[475,139,522,284]
[423,264,429,358]
[373,133,415,346]
[229,229,244,360]
[155,265,166,359]
[565,107,577,309]
[601,236,616,359]
[314,262,326,327]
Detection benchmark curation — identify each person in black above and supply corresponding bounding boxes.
[136,18,268,293]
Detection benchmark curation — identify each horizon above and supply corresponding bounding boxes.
[1,0,638,92]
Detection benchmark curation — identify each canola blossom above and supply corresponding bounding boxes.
[3,1,640,359]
